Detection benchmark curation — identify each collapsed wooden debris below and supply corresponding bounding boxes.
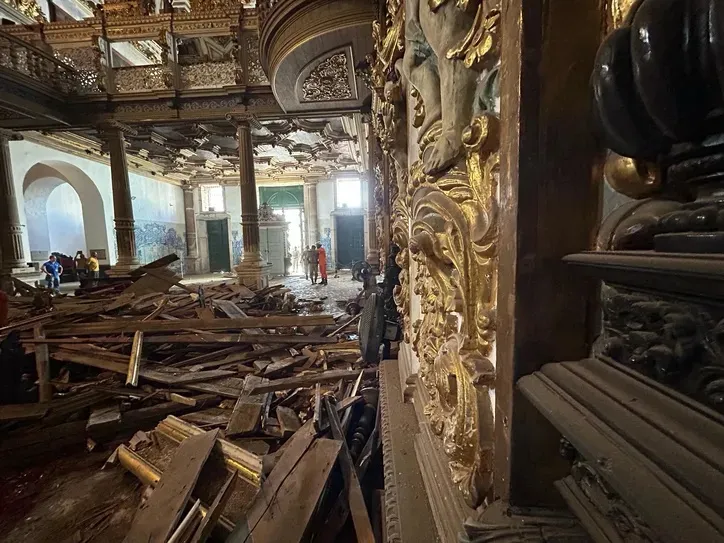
[0,254,382,540]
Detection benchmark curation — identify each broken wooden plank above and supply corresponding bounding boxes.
[263,356,307,378]
[51,349,128,374]
[123,429,219,543]
[49,349,235,387]
[86,404,122,432]
[324,397,375,543]
[183,380,244,399]
[0,403,48,422]
[25,334,336,345]
[169,393,201,406]
[141,297,169,321]
[189,471,237,543]
[195,306,216,320]
[250,368,377,394]
[34,325,52,402]
[213,299,248,319]
[46,315,336,336]
[126,330,143,387]
[129,253,180,276]
[181,408,231,427]
[139,367,235,386]
[228,437,341,543]
[276,406,301,437]
[226,375,272,437]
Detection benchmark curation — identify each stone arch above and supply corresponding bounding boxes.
[22,161,110,263]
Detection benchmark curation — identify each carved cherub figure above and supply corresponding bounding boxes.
[401,0,480,175]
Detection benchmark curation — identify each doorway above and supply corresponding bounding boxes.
[335,215,364,268]
[207,219,231,272]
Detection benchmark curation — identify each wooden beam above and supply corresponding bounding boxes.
[227,421,340,543]
[49,349,235,386]
[45,315,336,336]
[249,368,377,394]
[226,375,272,436]
[126,330,143,387]
[124,429,219,543]
[27,334,337,345]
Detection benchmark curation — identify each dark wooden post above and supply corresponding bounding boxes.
[494,0,604,507]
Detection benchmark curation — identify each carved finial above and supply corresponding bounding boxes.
[593,0,724,161]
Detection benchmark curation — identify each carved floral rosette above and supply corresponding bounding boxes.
[409,114,499,507]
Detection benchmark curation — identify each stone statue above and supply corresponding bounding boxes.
[402,0,481,175]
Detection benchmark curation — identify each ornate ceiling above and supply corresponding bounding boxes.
[48,115,364,185]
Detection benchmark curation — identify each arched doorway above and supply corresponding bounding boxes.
[22,161,110,265]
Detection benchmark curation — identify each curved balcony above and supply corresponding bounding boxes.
[258,0,375,114]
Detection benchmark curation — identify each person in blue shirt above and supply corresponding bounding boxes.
[42,254,63,292]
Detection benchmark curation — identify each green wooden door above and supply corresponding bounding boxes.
[207,219,231,272]
[335,215,364,268]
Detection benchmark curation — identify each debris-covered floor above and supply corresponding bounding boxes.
[0,257,383,542]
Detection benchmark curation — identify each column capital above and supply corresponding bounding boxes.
[225,113,263,130]
[97,120,138,139]
[0,129,22,143]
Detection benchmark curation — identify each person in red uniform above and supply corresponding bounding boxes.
[316,243,328,285]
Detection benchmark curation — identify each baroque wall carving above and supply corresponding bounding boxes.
[180,61,236,89]
[369,0,501,508]
[114,65,172,93]
[301,52,352,102]
[245,35,268,85]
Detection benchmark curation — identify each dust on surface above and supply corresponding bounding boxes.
[0,451,142,543]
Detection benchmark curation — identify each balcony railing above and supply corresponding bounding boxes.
[0,31,79,94]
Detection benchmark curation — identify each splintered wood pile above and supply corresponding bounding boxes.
[0,255,381,542]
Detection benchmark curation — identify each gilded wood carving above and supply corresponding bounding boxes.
[370,0,500,507]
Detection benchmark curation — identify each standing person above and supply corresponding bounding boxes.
[87,251,100,286]
[306,245,319,284]
[317,243,328,285]
[298,248,305,274]
[41,254,62,293]
[302,246,309,280]
[291,246,300,274]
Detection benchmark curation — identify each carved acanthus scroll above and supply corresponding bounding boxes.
[369,0,501,508]
[409,114,498,506]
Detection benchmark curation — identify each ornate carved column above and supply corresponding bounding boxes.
[365,171,380,271]
[0,130,26,280]
[183,186,199,275]
[303,179,319,245]
[230,114,270,289]
[101,122,140,274]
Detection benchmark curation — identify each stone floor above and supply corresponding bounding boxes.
[182,270,364,316]
[45,270,364,313]
[272,271,363,314]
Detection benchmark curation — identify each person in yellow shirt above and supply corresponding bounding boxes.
[87,251,100,286]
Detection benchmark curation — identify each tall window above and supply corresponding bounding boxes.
[201,185,225,212]
[336,177,362,208]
